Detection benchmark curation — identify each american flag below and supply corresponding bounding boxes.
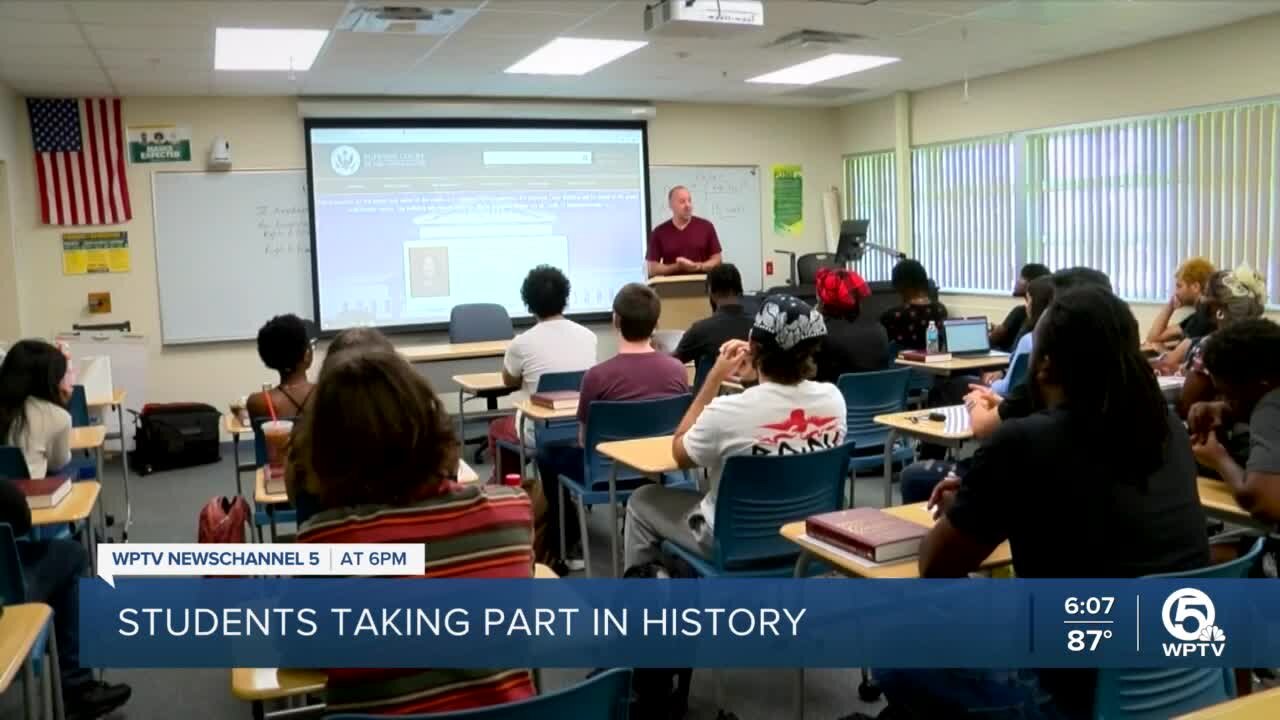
[26,97,132,226]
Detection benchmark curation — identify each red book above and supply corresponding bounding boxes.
[805,508,927,563]
[900,350,952,363]
[530,391,579,410]
[12,476,72,510]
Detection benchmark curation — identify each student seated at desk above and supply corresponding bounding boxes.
[900,268,1113,503]
[866,288,1209,720]
[981,275,1054,396]
[879,259,947,351]
[988,263,1050,352]
[286,327,396,524]
[244,314,315,419]
[540,283,689,572]
[812,267,888,383]
[296,350,536,714]
[1189,319,1280,525]
[1153,265,1265,380]
[1146,256,1215,345]
[489,265,597,476]
[624,295,847,569]
[0,339,73,478]
[672,263,753,370]
[0,478,133,718]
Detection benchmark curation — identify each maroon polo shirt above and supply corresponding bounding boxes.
[646,216,722,265]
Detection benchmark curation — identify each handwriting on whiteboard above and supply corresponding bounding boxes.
[256,204,311,257]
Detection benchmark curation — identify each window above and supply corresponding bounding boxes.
[1025,102,1280,303]
[911,138,1017,293]
[844,150,898,281]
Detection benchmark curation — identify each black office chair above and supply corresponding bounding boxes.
[797,253,841,285]
[449,304,517,462]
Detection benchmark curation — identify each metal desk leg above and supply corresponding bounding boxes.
[883,428,898,508]
[792,551,811,720]
[457,388,467,451]
[116,401,131,540]
[47,621,66,720]
[95,446,107,541]
[608,462,620,578]
[21,657,35,720]
[517,413,528,482]
[232,431,243,497]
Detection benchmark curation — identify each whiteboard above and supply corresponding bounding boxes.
[152,170,314,344]
[649,165,763,292]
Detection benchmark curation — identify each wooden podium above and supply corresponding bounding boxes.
[648,273,708,332]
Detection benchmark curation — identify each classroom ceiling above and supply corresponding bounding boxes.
[1,0,1278,106]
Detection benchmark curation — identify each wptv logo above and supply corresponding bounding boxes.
[1161,588,1226,658]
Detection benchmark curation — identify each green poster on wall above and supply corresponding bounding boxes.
[772,164,803,236]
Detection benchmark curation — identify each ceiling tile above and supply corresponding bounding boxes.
[759,2,952,37]
[202,1,346,28]
[96,47,213,71]
[70,1,345,28]
[0,1,73,22]
[213,71,308,95]
[114,70,214,96]
[82,23,213,50]
[0,20,85,47]
[0,43,99,68]
[0,62,112,94]
[882,1,1009,17]
[310,31,440,72]
[479,0,610,14]
[460,9,587,37]
[68,1,207,26]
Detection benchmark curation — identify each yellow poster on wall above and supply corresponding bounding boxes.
[62,231,130,274]
[772,164,803,236]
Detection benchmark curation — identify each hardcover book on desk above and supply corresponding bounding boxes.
[530,391,579,410]
[13,476,72,509]
[805,508,927,563]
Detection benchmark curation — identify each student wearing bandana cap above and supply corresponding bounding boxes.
[812,267,889,383]
[622,294,848,569]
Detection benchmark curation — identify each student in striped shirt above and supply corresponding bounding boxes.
[294,349,536,715]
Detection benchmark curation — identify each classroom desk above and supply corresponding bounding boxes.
[86,389,130,540]
[595,436,681,578]
[224,413,254,497]
[1198,476,1271,532]
[230,563,560,718]
[1175,685,1280,719]
[894,351,1009,376]
[452,372,515,451]
[32,481,102,576]
[400,340,510,364]
[512,397,578,487]
[69,423,107,495]
[872,407,972,507]
[0,602,64,720]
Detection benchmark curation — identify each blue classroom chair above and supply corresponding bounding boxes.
[63,385,98,481]
[887,342,934,408]
[250,417,298,541]
[836,370,914,505]
[1092,537,1265,719]
[495,370,586,479]
[1,522,64,707]
[328,668,632,720]
[1004,351,1030,391]
[661,444,852,578]
[450,303,517,461]
[560,394,693,577]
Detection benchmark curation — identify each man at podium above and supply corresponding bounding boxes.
[646,185,723,277]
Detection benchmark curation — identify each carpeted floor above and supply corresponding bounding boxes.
[1,432,898,720]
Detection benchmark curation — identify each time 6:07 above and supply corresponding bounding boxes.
[1064,597,1114,615]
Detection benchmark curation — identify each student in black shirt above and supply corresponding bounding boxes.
[673,264,753,382]
[812,267,888,382]
[988,262,1050,352]
[1190,319,1280,525]
[879,259,947,350]
[872,287,1210,720]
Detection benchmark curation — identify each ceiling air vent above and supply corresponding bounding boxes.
[338,4,476,34]
[766,29,868,51]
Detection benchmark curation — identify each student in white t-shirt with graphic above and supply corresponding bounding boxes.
[623,294,848,569]
[488,265,597,478]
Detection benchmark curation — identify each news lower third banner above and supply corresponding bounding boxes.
[81,577,1280,669]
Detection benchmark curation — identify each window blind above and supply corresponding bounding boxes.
[844,150,898,281]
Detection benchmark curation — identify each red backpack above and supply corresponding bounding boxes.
[198,496,250,544]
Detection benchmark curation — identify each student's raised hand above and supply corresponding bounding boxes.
[710,339,751,383]
[1191,431,1229,471]
[928,473,962,519]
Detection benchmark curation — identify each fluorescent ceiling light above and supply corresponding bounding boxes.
[746,53,898,85]
[506,37,647,76]
[215,28,329,71]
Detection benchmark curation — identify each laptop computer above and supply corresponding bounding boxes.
[942,318,993,357]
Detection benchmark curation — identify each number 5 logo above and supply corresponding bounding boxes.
[1162,588,1216,642]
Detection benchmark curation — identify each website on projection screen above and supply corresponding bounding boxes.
[307,124,650,332]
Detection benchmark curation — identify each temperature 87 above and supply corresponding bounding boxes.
[1064,596,1115,615]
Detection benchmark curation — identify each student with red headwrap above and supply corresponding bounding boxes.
[812,267,889,383]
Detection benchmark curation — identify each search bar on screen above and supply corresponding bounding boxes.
[483,150,594,165]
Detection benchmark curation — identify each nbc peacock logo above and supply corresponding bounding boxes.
[330,145,361,176]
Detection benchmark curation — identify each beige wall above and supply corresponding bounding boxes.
[910,13,1280,146]
[0,82,20,342]
[9,97,842,419]
[837,96,896,155]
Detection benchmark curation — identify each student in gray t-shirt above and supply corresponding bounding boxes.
[1189,318,1280,525]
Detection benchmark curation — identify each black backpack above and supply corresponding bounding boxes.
[128,402,221,475]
